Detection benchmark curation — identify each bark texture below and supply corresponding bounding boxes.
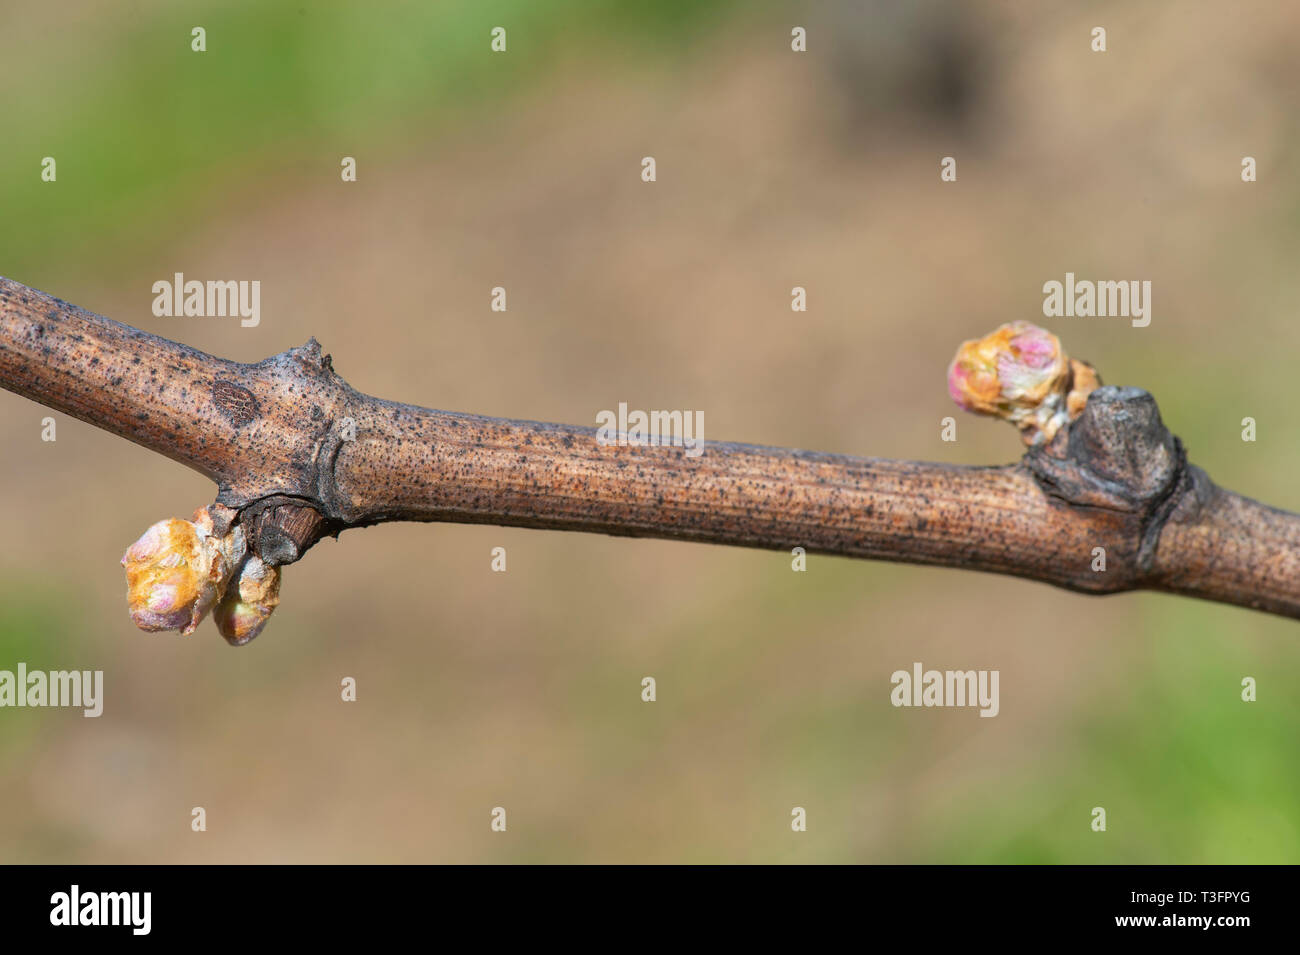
[2,275,1297,621]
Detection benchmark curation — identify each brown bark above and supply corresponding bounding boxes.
[2,275,1298,621]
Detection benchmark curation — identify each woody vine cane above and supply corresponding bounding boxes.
[2,274,1299,642]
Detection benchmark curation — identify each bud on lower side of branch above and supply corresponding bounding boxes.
[122,504,281,644]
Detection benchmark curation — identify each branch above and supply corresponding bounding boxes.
[2,275,1298,639]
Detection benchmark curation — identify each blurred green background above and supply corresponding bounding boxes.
[2,0,1299,862]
